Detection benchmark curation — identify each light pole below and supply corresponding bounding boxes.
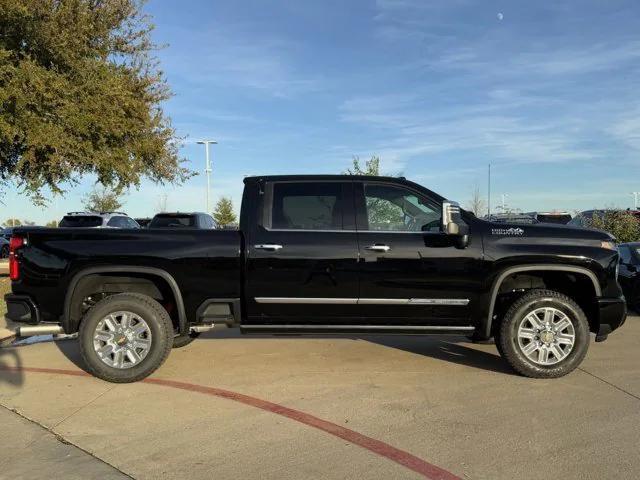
[487,163,491,218]
[197,140,218,213]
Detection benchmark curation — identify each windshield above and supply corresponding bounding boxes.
[58,216,102,228]
[149,215,196,228]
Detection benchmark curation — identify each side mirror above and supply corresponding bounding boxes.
[628,264,637,273]
[442,201,469,236]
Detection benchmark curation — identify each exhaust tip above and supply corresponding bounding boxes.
[17,325,64,337]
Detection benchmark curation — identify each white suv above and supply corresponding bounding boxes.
[58,212,140,229]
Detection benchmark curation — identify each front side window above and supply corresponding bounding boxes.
[269,182,343,230]
[363,184,441,232]
[619,246,632,264]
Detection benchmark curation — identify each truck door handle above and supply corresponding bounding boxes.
[254,244,284,251]
[365,244,391,252]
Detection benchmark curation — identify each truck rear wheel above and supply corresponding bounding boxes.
[78,293,173,383]
[497,289,589,378]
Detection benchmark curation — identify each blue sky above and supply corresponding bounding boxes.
[5,0,640,223]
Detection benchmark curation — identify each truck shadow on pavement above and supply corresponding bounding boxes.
[54,329,514,377]
[0,347,25,386]
[206,329,515,374]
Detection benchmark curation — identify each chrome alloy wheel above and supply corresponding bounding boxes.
[92,311,152,369]
[517,307,575,365]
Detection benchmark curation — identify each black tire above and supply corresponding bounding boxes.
[172,331,200,348]
[497,289,590,378]
[78,293,173,383]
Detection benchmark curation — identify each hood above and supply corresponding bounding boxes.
[479,218,615,242]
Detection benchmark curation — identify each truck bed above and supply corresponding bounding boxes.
[12,228,242,326]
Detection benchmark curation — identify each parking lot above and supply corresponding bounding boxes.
[1,275,639,480]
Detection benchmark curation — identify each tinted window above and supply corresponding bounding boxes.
[536,214,572,224]
[125,218,140,228]
[107,216,128,228]
[363,184,441,232]
[150,214,196,228]
[59,216,103,228]
[270,182,343,230]
[203,215,215,229]
[620,246,632,264]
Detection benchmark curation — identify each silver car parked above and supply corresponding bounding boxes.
[58,212,140,229]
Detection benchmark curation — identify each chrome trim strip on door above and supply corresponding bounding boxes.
[254,297,470,306]
[255,297,358,305]
[242,325,475,331]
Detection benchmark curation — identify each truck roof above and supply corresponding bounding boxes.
[243,174,446,201]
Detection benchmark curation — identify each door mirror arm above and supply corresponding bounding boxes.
[442,201,470,248]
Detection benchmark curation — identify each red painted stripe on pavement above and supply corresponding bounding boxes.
[0,366,461,480]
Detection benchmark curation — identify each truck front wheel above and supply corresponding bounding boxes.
[497,289,590,378]
[78,293,173,383]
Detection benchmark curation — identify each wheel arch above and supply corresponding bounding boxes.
[483,264,601,338]
[63,266,186,335]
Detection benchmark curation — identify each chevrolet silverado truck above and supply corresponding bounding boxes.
[4,175,627,382]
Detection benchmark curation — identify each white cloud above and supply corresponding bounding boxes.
[163,24,321,99]
[609,110,640,151]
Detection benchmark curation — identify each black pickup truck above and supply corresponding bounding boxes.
[5,175,627,382]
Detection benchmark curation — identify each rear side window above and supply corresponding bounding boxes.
[267,182,344,230]
[150,215,196,228]
[107,216,126,228]
[59,216,103,228]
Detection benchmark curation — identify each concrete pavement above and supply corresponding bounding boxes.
[0,405,130,479]
[0,317,639,479]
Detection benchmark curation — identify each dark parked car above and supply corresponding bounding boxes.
[618,242,640,310]
[5,174,627,383]
[149,212,217,229]
[0,237,8,259]
[135,218,152,228]
[487,213,538,224]
[58,212,140,229]
[525,211,572,225]
[1,227,15,241]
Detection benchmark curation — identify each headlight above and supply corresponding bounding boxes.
[601,241,616,250]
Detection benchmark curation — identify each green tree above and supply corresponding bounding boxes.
[45,220,58,228]
[587,210,640,243]
[344,155,403,226]
[83,186,124,212]
[344,155,381,176]
[466,184,486,217]
[212,197,237,227]
[2,218,21,227]
[0,0,192,204]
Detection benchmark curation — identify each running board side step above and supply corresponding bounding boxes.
[241,325,475,335]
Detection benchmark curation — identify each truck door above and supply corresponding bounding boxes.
[244,180,360,326]
[354,180,483,326]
